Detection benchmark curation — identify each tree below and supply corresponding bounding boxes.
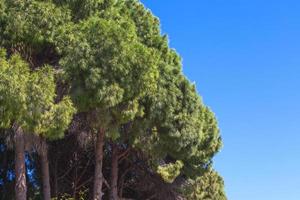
[58,6,159,198]
[127,51,223,198]
[182,169,227,200]
[0,0,227,199]
[0,50,75,200]
[0,1,76,199]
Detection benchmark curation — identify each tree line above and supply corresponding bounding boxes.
[0,0,227,199]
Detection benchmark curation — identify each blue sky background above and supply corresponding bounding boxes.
[141,1,300,200]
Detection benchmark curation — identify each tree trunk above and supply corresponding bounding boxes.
[110,144,119,200]
[14,127,27,200]
[40,139,51,200]
[93,128,105,200]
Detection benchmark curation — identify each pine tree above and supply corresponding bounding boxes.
[183,169,227,200]
[0,1,227,199]
[57,4,159,198]
[0,50,75,200]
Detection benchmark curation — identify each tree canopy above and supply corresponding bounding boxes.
[0,50,75,138]
[0,0,226,199]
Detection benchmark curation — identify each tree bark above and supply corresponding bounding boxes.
[14,127,27,200]
[40,139,51,200]
[93,128,105,200]
[109,144,119,200]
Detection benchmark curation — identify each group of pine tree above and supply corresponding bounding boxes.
[0,0,227,199]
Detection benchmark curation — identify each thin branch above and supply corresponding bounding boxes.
[75,177,93,190]
[103,177,110,189]
[118,148,131,160]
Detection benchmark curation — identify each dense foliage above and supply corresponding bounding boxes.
[0,0,226,199]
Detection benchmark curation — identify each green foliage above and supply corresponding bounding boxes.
[182,169,227,200]
[0,51,30,128]
[59,13,159,134]
[102,0,224,179]
[157,160,184,183]
[119,0,168,50]
[0,49,75,139]
[0,0,5,16]
[131,50,222,177]
[0,0,70,48]
[0,0,226,199]
[53,0,105,21]
[51,189,88,200]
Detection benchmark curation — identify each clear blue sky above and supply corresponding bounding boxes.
[141,1,300,200]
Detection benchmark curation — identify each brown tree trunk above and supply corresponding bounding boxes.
[14,127,27,200]
[40,139,51,200]
[109,144,119,200]
[93,128,105,200]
